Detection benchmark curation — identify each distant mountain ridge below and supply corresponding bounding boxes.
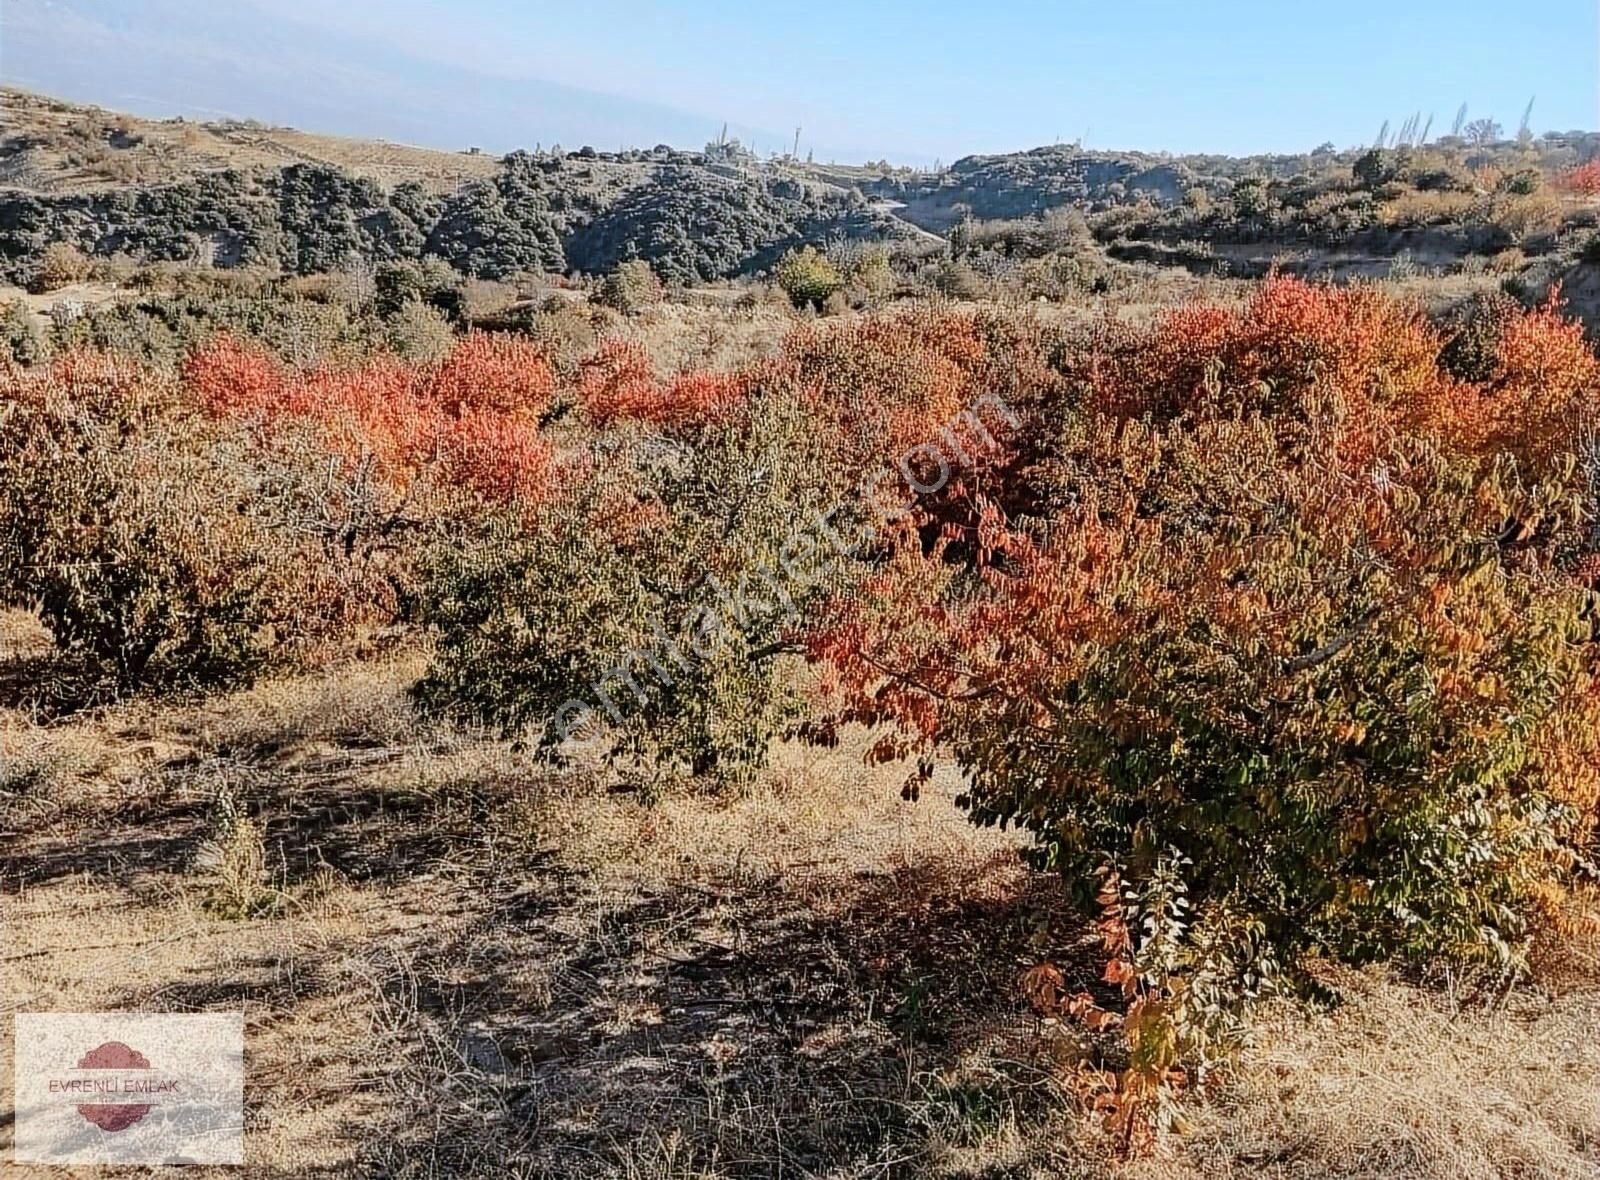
[4,87,1597,289]
[0,0,798,162]
[0,88,1202,283]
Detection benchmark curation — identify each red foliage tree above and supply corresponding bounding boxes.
[1557,160,1600,195]
[184,332,558,509]
[804,278,1600,1131]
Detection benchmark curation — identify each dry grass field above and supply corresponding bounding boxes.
[3,602,1597,1179]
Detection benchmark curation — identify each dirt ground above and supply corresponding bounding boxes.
[0,282,127,318]
[3,621,1599,1178]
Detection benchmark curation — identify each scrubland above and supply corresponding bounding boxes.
[3,103,1600,1176]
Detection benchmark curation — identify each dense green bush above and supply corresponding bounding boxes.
[0,360,298,696]
[374,258,466,319]
[1352,148,1396,190]
[48,289,375,369]
[0,165,427,283]
[0,300,46,364]
[566,166,871,284]
[1497,168,1544,196]
[415,387,849,787]
[425,152,569,278]
[775,246,843,308]
[273,164,421,274]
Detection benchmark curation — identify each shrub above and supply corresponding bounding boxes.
[577,339,746,430]
[187,331,558,511]
[806,278,1600,1125]
[776,306,994,472]
[1229,175,1275,217]
[0,356,300,695]
[775,246,843,308]
[1376,189,1476,229]
[1413,166,1474,193]
[522,302,601,372]
[0,300,46,365]
[424,153,568,278]
[929,258,988,300]
[375,258,465,319]
[1497,168,1544,196]
[44,288,364,370]
[374,260,428,316]
[418,308,1021,782]
[1022,250,1109,301]
[415,386,846,788]
[30,242,92,293]
[1558,160,1600,195]
[1298,189,1376,242]
[196,786,274,918]
[382,300,457,361]
[836,245,896,305]
[820,433,1592,954]
[594,260,662,313]
[1438,289,1521,382]
[1352,148,1395,190]
[1490,191,1566,242]
[86,252,140,286]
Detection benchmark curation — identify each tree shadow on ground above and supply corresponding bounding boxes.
[0,744,538,893]
[7,697,1101,1177]
[347,854,1099,1179]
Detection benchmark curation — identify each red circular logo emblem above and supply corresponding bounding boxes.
[74,1042,154,1132]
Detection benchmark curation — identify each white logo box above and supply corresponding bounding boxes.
[13,1013,244,1165]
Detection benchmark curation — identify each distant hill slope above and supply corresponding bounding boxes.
[0,88,502,194]
[0,89,925,284]
[4,88,1598,288]
[862,146,1197,232]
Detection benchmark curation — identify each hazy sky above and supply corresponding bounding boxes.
[3,0,1595,164]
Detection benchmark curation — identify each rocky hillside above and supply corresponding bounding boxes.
[0,89,1214,284]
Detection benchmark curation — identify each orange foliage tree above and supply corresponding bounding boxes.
[805,278,1600,1124]
[416,307,1052,784]
[576,338,749,431]
[185,330,559,517]
[0,353,319,693]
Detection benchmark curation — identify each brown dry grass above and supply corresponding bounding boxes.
[2,638,1598,1178]
[1166,971,1600,1180]
[610,297,799,377]
[1,88,500,195]
[1377,190,1480,230]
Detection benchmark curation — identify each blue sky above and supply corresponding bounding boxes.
[3,0,1595,163]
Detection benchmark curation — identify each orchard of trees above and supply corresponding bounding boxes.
[1,277,1596,1133]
